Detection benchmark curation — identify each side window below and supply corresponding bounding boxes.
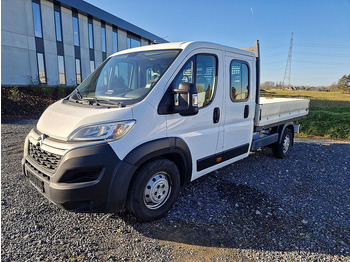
[230,61,249,101]
[196,55,217,107]
[171,54,217,108]
[173,56,195,89]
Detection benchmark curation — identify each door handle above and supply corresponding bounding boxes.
[244,105,249,118]
[213,107,220,123]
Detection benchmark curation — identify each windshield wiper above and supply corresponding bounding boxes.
[94,98,125,108]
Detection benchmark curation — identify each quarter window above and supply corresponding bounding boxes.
[230,61,249,101]
[171,54,217,108]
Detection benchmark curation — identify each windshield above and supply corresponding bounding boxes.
[74,49,180,105]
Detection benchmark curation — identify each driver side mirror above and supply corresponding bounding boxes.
[173,82,198,116]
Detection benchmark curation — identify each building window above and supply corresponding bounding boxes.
[32,2,42,38]
[90,60,95,73]
[127,34,141,49]
[230,60,249,101]
[112,30,118,53]
[75,59,81,84]
[101,26,106,52]
[54,10,62,42]
[88,22,94,49]
[58,56,65,85]
[37,53,46,84]
[72,16,80,46]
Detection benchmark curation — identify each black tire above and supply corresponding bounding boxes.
[272,128,293,159]
[127,159,181,222]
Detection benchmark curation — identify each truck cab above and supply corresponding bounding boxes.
[22,41,309,221]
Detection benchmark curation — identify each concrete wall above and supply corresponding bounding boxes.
[93,20,102,67]
[78,13,89,80]
[1,0,37,85]
[118,29,127,51]
[106,24,113,57]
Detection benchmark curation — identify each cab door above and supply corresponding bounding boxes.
[165,49,224,180]
[221,54,255,163]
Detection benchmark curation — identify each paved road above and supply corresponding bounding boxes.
[1,116,350,261]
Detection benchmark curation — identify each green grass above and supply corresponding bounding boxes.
[261,90,350,140]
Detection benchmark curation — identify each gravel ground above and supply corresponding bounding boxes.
[1,116,350,261]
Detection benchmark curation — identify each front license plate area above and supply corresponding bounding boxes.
[27,170,45,193]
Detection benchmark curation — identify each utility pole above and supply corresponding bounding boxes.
[282,32,293,89]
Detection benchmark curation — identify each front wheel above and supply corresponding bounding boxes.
[127,159,181,222]
[272,128,293,158]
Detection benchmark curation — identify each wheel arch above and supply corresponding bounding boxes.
[123,137,193,186]
[277,122,294,145]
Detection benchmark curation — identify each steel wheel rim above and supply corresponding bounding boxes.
[143,172,171,210]
[283,134,291,154]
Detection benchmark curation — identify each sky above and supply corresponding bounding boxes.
[85,0,350,87]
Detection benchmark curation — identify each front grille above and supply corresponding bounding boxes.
[28,142,62,171]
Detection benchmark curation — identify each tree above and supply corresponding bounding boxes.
[338,74,350,93]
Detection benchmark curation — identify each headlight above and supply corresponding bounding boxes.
[69,120,135,141]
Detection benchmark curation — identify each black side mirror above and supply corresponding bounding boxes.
[173,82,198,116]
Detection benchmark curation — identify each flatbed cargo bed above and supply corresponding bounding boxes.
[255,97,310,129]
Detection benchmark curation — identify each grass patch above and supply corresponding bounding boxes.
[299,107,350,139]
[261,90,350,140]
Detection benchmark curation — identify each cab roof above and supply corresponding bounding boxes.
[111,41,256,58]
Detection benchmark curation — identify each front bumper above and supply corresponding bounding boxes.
[22,133,136,213]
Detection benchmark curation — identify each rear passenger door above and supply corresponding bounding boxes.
[222,55,255,163]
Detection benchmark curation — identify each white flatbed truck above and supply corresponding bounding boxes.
[22,41,309,221]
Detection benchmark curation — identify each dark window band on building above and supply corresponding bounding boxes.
[101,21,107,61]
[90,60,95,74]
[54,3,64,58]
[88,17,94,49]
[32,0,42,38]
[112,27,118,53]
[58,55,66,85]
[88,16,95,67]
[72,10,80,47]
[75,58,81,84]
[72,9,81,85]
[37,53,46,84]
[32,0,46,84]
[127,33,141,49]
[54,7,62,42]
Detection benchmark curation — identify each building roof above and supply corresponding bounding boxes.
[55,0,167,44]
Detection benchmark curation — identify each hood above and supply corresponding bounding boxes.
[36,100,133,141]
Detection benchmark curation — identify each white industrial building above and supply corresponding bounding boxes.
[1,0,167,86]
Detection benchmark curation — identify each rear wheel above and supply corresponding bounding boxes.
[273,128,293,158]
[127,159,181,222]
